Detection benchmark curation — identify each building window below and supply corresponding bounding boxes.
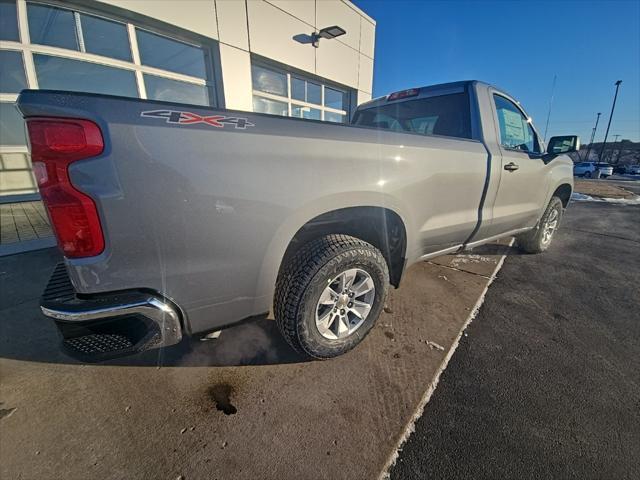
[251,63,349,123]
[33,54,139,97]
[0,102,26,146]
[0,0,218,198]
[79,12,132,62]
[1,1,215,106]
[136,29,207,78]
[143,73,209,105]
[27,3,79,50]
[0,0,20,41]
[0,50,27,93]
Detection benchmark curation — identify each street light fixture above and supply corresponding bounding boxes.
[312,25,346,48]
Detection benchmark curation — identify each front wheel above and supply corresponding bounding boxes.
[583,171,592,178]
[274,234,389,359]
[516,197,564,254]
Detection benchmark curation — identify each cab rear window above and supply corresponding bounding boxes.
[352,92,472,139]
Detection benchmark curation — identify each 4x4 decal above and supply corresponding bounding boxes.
[141,110,254,129]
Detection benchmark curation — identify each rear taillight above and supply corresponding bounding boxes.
[27,118,105,258]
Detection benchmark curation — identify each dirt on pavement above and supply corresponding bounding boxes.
[574,179,635,198]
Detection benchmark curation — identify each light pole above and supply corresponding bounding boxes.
[599,80,622,164]
[583,112,601,162]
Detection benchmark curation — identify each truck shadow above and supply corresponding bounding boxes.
[0,309,308,367]
[465,243,521,256]
[115,317,309,367]
[0,246,309,367]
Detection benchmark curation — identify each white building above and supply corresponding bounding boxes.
[0,0,376,200]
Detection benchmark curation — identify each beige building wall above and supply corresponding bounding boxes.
[99,0,376,110]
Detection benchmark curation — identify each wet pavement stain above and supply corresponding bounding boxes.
[208,384,237,415]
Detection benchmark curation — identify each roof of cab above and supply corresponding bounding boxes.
[356,80,496,111]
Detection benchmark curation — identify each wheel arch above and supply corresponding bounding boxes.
[251,198,411,316]
[279,206,408,288]
[552,183,573,207]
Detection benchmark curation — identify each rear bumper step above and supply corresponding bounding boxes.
[41,263,182,361]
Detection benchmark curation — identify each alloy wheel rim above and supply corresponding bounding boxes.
[315,268,375,340]
[542,208,559,245]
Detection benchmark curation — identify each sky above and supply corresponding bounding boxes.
[354,0,640,143]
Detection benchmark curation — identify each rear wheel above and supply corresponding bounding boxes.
[584,171,592,178]
[516,197,564,254]
[274,234,389,359]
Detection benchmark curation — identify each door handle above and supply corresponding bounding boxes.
[504,162,520,172]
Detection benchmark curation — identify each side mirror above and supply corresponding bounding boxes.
[547,135,580,154]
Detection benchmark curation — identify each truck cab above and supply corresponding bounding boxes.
[352,81,576,245]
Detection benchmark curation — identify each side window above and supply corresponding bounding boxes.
[493,94,540,153]
[352,92,472,139]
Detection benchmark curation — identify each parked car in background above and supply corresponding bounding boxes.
[627,165,640,175]
[573,162,613,178]
[595,163,614,178]
[573,162,590,176]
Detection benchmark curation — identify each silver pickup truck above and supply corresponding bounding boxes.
[18,80,577,362]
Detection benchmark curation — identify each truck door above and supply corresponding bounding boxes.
[488,93,549,234]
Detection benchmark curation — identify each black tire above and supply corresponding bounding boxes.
[274,234,389,359]
[584,171,592,178]
[516,196,564,254]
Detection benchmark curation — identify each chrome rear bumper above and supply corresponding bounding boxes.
[41,296,182,346]
[41,263,182,361]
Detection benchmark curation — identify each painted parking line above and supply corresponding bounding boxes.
[379,240,514,479]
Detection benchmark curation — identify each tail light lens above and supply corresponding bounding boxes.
[27,118,105,258]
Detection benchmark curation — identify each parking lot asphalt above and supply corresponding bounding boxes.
[0,235,509,479]
[390,201,640,479]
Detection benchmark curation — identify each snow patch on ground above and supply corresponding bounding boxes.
[571,192,596,201]
[451,254,493,266]
[571,192,640,205]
